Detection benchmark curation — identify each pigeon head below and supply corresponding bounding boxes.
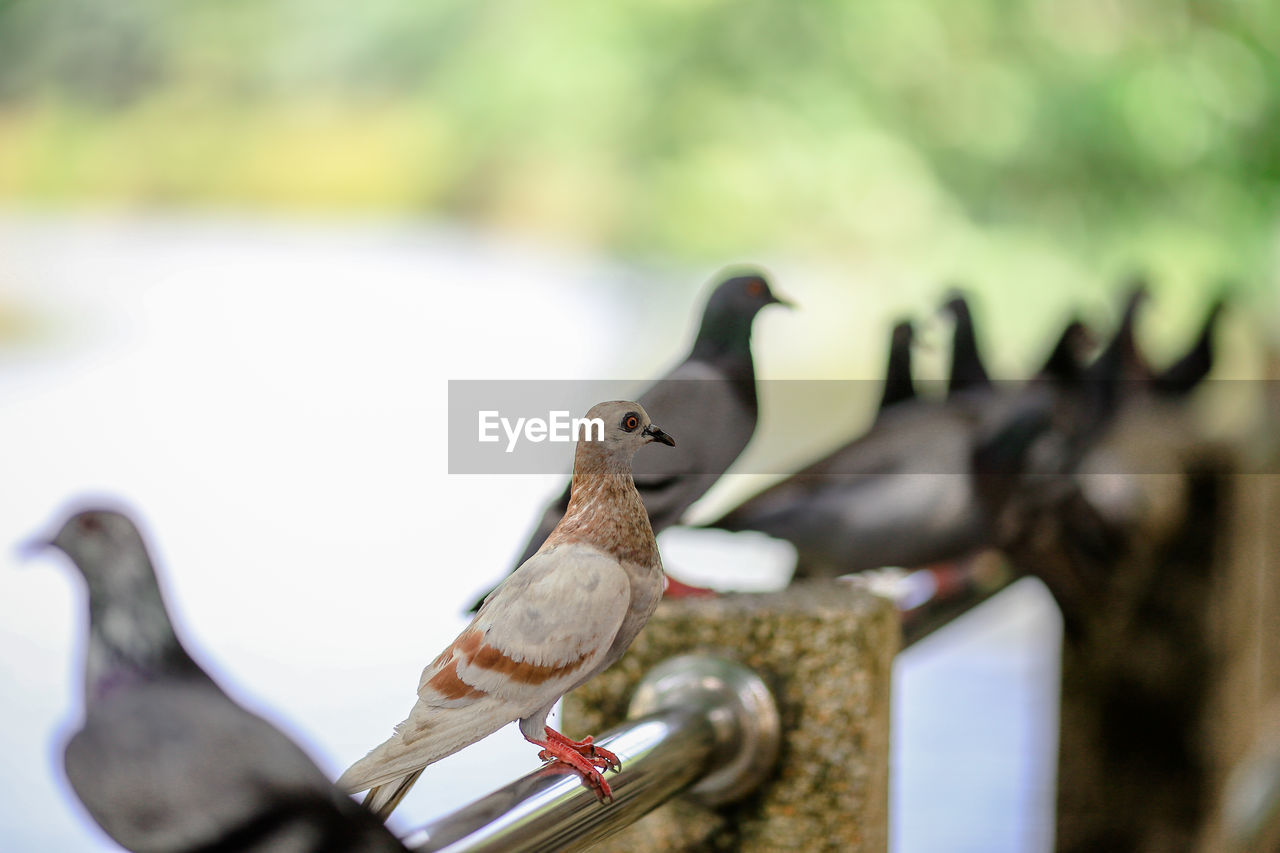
[891,321,914,348]
[1040,319,1097,381]
[877,319,918,414]
[939,289,990,394]
[693,270,790,358]
[35,509,162,605]
[33,507,190,685]
[46,510,144,574]
[1114,276,1152,343]
[580,400,675,461]
[554,401,675,560]
[1095,277,1152,380]
[940,291,973,322]
[1062,320,1097,353]
[1061,320,1099,363]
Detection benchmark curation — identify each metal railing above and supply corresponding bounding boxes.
[403,654,780,853]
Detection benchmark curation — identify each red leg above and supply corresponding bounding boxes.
[527,728,617,803]
[542,726,621,772]
[663,574,716,599]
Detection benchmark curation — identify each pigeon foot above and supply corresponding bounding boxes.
[530,727,617,803]
[541,726,622,772]
[663,575,716,599]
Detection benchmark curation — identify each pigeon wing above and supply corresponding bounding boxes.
[457,544,633,703]
[340,545,631,792]
[66,681,374,853]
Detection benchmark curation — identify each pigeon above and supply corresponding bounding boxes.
[968,284,1212,625]
[969,291,1146,499]
[708,397,994,577]
[941,292,991,398]
[1038,319,1094,383]
[1068,285,1223,537]
[709,306,1087,578]
[1151,294,1226,397]
[468,270,789,611]
[340,401,675,819]
[877,320,917,416]
[969,315,1108,551]
[30,508,409,853]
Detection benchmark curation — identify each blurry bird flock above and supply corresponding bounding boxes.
[28,268,1228,851]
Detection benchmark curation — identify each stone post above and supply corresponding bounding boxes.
[563,583,897,852]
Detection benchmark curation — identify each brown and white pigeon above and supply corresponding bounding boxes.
[31,507,409,853]
[339,401,675,819]
[467,270,789,611]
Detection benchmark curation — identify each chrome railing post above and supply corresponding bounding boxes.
[405,654,780,853]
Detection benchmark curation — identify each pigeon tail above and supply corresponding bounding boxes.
[337,697,518,799]
[363,770,423,823]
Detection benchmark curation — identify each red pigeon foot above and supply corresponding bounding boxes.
[663,575,716,599]
[529,728,615,803]
[539,726,621,772]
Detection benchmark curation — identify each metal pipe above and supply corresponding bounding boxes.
[404,654,780,853]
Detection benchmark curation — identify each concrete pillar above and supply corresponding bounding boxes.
[563,582,897,852]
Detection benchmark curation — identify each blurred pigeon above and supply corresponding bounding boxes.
[31,508,408,853]
[708,395,996,577]
[1152,294,1226,397]
[1070,285,1224,537]
[710,306,1089,578]
[1038,319,1094,383]
[341,401,675,818]
[877,320,917,416]
[971,290,1147,497]
[941,292,991,398]
[1083,280,1151,414]
[468,270,788,611]
[968,283,1218,625]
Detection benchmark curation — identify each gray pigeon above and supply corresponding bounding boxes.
[708,296,1008,576]
[708,396,995,577]
[31,508,409,853]
[1151,292,1227,397]
[469,270,789,610]
[941,292,991,398]
[876,320,917,416]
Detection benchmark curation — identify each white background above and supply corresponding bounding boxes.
[0,214,1060,851]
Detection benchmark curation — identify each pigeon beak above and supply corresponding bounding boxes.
[642,424,676,447]
[15,533,54,561]
[768,292,796,309]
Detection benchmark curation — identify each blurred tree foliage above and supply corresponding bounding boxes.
[0,0,1277,285]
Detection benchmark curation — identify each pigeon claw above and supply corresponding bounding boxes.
[543,727,622,772]
[532,728,618,803]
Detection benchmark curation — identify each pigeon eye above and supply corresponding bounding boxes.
[76,515,104,534]
[621,413,640,432]
[746,279,765,297]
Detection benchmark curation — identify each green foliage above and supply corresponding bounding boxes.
[0,0,1277,282]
